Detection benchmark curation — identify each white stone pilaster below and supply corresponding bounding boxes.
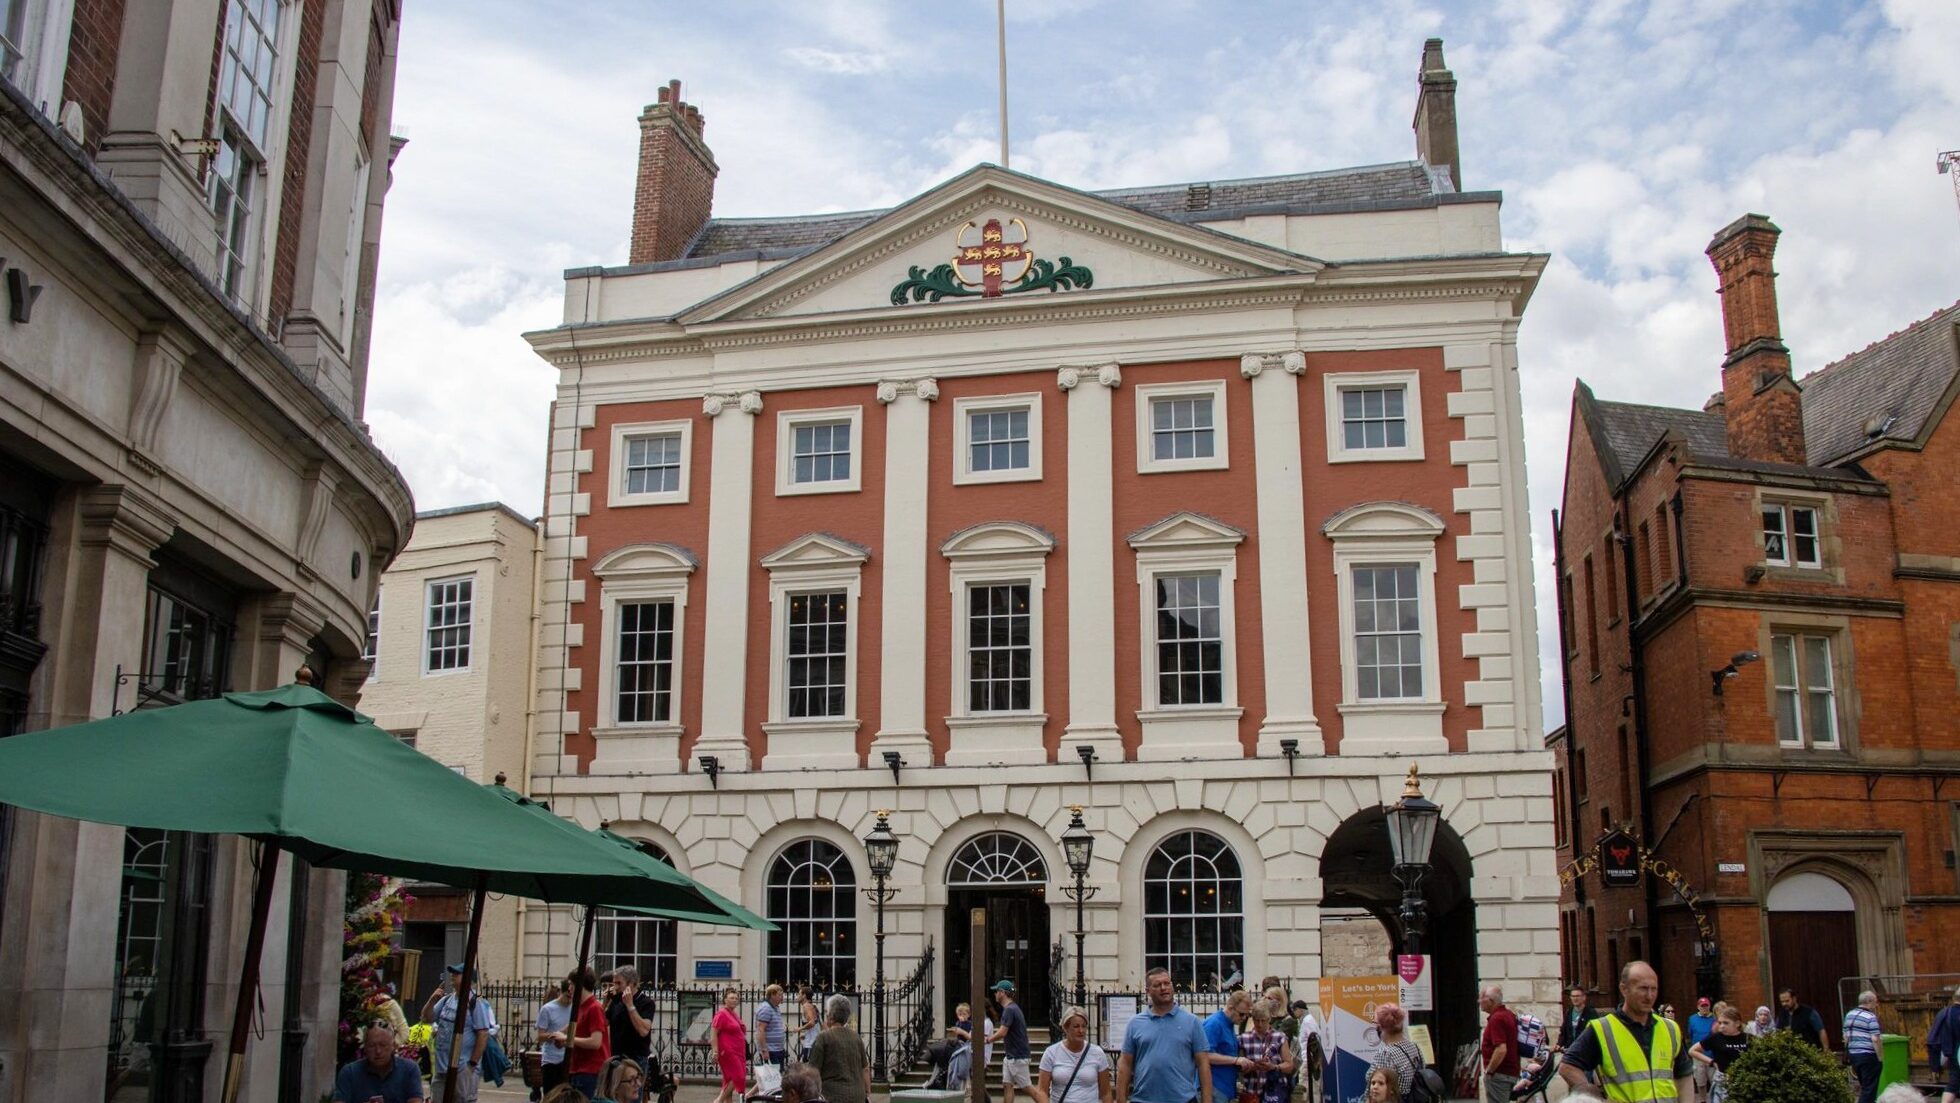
[873,379,937,763]
[1241,352,1325,757]
[696,390,763,770]
[1059,364,1124,763]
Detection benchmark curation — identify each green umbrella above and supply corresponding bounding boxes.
[0,681,749,1103]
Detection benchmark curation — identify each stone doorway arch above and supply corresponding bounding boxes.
[1749,830,1909,1020]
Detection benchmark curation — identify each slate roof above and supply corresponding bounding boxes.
[1592,398,1730,475]
[679,161,1453,261]
[1799,300,1960,465]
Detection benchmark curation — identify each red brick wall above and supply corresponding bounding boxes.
[61,0,128,155]
[268,0,326,326]
[629,87,716,264]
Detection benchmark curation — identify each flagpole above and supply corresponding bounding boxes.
[996,0,1009,168]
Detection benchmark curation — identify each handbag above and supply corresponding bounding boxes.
[751,1062,783,1097]
[1054,1043,1093,1103]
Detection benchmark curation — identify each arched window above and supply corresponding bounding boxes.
[948,833,1047,887]
[767,839,857,987]
[1144,830,1243,990]
[593,840,678,985]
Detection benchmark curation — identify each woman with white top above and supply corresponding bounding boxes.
[1035,1005,1111,1103]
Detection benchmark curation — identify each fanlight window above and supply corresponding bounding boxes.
[948,832,1047,887]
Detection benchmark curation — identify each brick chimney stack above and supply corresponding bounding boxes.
[1706,214,1807,465]
[1413,38,1461,191]
[629,80,719,265]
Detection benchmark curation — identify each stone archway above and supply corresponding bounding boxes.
[1319,808,1478,1070]
[1750,831,1910,1019]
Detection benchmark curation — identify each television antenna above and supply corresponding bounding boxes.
[1940,150,1960,217]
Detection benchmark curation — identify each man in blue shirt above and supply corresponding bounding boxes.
[1203,990,1254,1102]
[1118,968,1212,1103]
[334,1022,425,1103]
[421,964,497,1102]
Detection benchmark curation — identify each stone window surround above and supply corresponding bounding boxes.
[940,521,1055,765]
[952,392,1044,485]
[608,418,693,507]
[591,544,695,733]
[1128,512,1245,758]
[1323,502,1446,755]
[1134,379,1230,475]
[776,405,864,497]
[1322,368,1426,464]
[1755,489,1842,582]
[761,535,867,769]
[1754,611,1858,755]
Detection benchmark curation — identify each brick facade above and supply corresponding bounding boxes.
[59,0,126,154]
[268,0,328,325]
[627,80,718,264]
[1555,215,1960,1021]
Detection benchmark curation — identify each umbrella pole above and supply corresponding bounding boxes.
[220,842,281,1103]
[578,903,597,967]
[443,881,488,1103]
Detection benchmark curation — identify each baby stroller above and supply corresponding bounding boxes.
[1510,1050,1561,1103]
[924,1039,975,1091]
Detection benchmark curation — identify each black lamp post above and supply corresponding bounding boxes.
[1384,764,1440,957]
[1060,806,1097,1007]
[862,810,899,1083]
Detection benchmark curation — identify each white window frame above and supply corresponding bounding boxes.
[776,406,864,496]
[1,0,77,112]
[592,545,695,731]
[609,419,693,507]
[207,0,288,306]
[363,592,380,680]
[1761,502,1822,569]
[940,523,1053,763]
[1324,502,1446,754]
[953,393,1043,484]
[1323,369,1425,463]
[1134,380,1230,474]
[761,535,866,769]
[422,575,474,676]
[1770,631,1840,749]
[1127,513,1245,759]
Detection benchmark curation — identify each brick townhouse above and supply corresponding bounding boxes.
[1553,213,1960,1020]
[0,2,412,1101]
[516,41,1560,1067]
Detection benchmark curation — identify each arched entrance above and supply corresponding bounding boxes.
[1766,870,1856,1016]
[945,832,1051,1023]
[1319,809,1477,1072]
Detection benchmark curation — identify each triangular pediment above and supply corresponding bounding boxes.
[1126,511,1247,550]
[759,532,871,570]
[681,165,1323,324]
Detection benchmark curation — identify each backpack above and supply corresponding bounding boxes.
[1407,1065,1446,1103]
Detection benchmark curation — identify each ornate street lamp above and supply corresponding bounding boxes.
[1384,764,1440,956]
[1060,806,1097,1006]
[862,810,899,1083]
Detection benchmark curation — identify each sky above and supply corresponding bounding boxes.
[367,0,1960,729]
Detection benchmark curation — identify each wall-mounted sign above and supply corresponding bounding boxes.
[1396,953,1433,1012]
[1600,830,1643,889]
[1718,862,1745,874]
[890,217,1094,305]
[694,959,734,980]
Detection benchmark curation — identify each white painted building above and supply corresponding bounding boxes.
[517,42,1560,1065]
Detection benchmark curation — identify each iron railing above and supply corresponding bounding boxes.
[470,945,937,1083]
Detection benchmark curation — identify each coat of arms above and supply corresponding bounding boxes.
[890,217,1093,305]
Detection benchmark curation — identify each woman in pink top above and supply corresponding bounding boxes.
[712,987,748,1103]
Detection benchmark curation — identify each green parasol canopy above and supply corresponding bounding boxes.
[484,784,773,930]
[0,683,730,912]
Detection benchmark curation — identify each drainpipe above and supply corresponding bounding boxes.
[1614,508,1660,975]
[1551,510,1586,916]
[513,507,547,977]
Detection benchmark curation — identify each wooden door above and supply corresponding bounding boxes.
[987,895,1050,1023]
[1769,911,1858,1029]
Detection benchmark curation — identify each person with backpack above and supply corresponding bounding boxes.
[1369,1003,1428,1102]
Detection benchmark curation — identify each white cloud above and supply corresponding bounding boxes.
[369,0,1960,732]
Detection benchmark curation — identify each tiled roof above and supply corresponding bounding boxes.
[1799,300,1960,465]
[1588,397,1729,485]
[680,161,1451,260]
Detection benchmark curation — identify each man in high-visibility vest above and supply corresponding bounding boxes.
[1558,961,1696,1102]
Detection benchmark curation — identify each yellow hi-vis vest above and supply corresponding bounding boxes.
[1588,1013,1682,1101]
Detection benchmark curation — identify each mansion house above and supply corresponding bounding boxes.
[517,43,1559,1061]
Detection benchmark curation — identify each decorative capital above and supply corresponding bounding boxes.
[704,391,764,417]
[1056,366,1082,391]
[877,379,939,404]
[1239,354,1266,380]
[1096,363,1122,388]
[739,390,764,415]
[1280,350,1307,375]
[702,393,727,417]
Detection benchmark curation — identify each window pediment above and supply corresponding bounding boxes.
[939,521,1056,561]
[591,542,698,581]
[1126,511,1246,552]
[1320,501,1446,541]
[760,532,872,571]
